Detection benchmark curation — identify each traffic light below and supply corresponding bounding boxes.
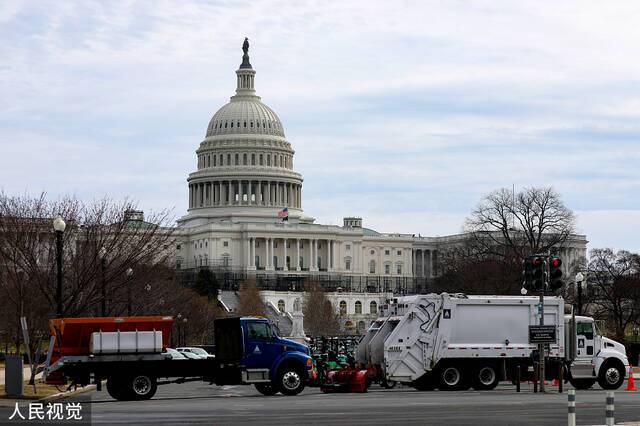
[523,256,545,291]
[548,256,564,291]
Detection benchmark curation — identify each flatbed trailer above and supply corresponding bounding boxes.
[44,316,313,400]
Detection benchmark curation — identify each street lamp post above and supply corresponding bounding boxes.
[176,313,182,346]
[182,318,188,346]
[52,216,66,318]
[99,247,107,316]
[575,272,585,316]
[126,268,134,316]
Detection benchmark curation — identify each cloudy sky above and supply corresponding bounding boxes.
[1,1,639,251]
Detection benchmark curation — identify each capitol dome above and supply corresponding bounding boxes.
[182,38,308,226]
[205,100,285,138]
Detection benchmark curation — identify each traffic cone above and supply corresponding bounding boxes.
[627,365,637,391]
[552,379,559,386]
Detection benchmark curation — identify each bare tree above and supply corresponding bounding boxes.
[236,278,265,317]
[586,248,640,343]
[0,192,176,351]
[303,282,340,336]
[465,186,575,260]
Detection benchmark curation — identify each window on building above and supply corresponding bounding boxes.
[256,241,260,248]
[223,241,229,247]
[355,301,362,314]
[397,264,402,275]
[385,250,390,255]
[357,321,366,333]
[244,121,247,127]
[222,256,230,267]
[176,259,182,269]
[277,300,285,313]
[255,255,260,268]
[299,256,304,269]
[385,264,390,274]
[339,301,347,315]
[273,256,278,269]
[243,154,247,165]
[346,244,351,250]
[220,154,223,165]
[250,121,254,127]
[370,250,375,255]
[369,260,376,274]
[235,154,239,165]
[227,154,231,164]
[345,259,351,270]
[213,156,217,166]
[397,250,401,255]
[225,122,228,128]
[370,301,377,314]
[177,244,181,250]
[251,154,255,165]
[267,155,271,166]
[317,257,322,270]
[274,242,278,248]
[259,154,263,165]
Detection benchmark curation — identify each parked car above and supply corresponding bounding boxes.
[177,347,213,359]
[165,348,187,360]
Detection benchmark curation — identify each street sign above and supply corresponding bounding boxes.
[529,325,556,343]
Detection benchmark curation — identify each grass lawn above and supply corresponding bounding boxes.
[0,379,63,399]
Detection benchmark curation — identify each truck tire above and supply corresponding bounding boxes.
[381,379,397,389]
[597,360,625,390]
[277,364,306,396]
[437,365,468,391]
[255,383,279,396]
[471,364,499,390]
[125,374,157,400]
[569,378,595,390]
[106,377,128,401]
[412,373,436,391]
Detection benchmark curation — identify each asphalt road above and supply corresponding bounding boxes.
[70,382,640,425]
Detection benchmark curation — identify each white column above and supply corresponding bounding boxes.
[270,238,275,270]
[227,181,232,205]
[329,240,333,271]
[421,250,426,277]
[312,239,318,271]
[267,181,271,205]
[296,238,301,271]
[283,238,288,271]
[251,238,256,268]
[429,250,434,278]
[239,180,244,205]
[246,238,251,269]
[257,181,262,205]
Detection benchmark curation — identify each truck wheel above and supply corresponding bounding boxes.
[126,374,158,400]
[438,365,468,391]
[598,361,625,390]
[277,365,306,396]
[255,383,279,396]
[412,373,436,391]
[381,379,397,389]
[569,378,595,390]
[106,377,128,401]
[472,365,499,390]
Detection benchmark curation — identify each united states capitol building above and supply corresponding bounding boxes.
[174,41,587,333]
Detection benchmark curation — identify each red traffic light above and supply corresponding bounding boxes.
[550,257,562,268]
[532,257,544,267]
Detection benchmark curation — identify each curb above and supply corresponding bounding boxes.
[38,384,97,403]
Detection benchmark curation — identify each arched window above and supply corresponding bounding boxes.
[220,154,223,165]
[339,301,347,315]
[227,154,231,165]
[259,154,263,165]
[251,154,255,165]
[369,260,376,274]
[357,321,366,333]
[243,154,247,165]
[277,300,285,313]
[235,154,239,165]
[267,155,271,166]
[355,301,362,314]
[370,301,377,314]
[213,155,217,166]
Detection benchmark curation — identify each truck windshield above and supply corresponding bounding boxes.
[247,322,272,340]
[577,322,594,340]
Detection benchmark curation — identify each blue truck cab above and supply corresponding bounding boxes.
[214,316,312,395]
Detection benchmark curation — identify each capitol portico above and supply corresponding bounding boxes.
[175,40,588,330]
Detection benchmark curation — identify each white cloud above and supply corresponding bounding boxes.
[1,0,639,251]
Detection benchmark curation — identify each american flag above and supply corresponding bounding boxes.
[277,207,289,221]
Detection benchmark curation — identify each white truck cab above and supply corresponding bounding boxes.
[568,315,629,389]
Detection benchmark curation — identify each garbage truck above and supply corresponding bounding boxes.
[356,293,629,391]
[44,315,312,400]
